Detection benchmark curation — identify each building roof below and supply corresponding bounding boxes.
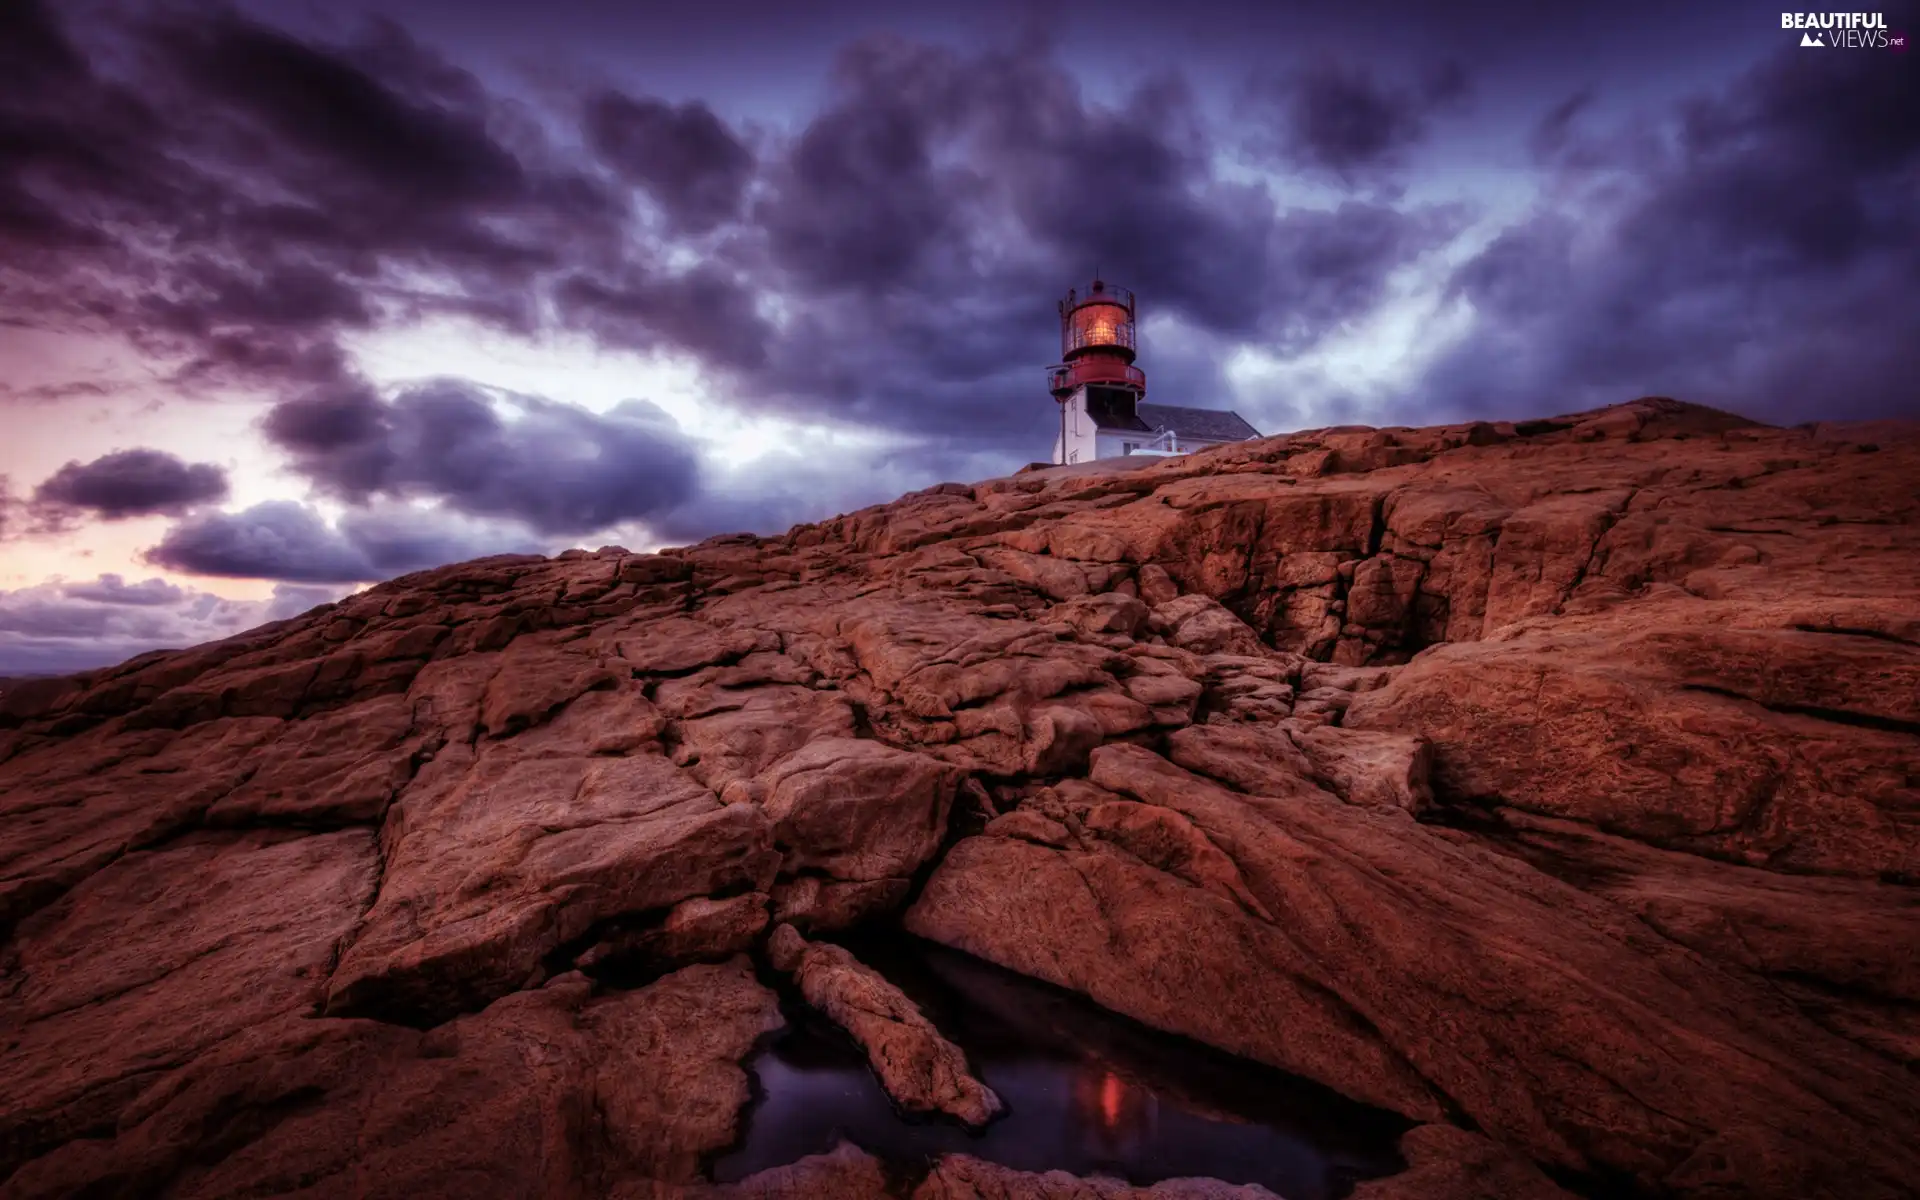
[1089,402,1261,442]
[1085,409,1152,433]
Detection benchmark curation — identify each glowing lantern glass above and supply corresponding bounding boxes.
[1065,300,1135,355]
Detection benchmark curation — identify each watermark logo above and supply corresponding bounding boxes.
[1781,12,1898,48]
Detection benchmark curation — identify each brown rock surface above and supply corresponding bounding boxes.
[662,1142,892,1199]
[4,960,782,1199]
[908,742,1920,1194]
[1343,622,1920,878]
[1153,595,1270,657]
[758,737,962,881]
[767,923,1002,1125]
[913,1156,1282,1199]
[665,1144,1288,1200]
[1350,1125,1579,1200]
[0,829,377,1178]
[769,874,911,933]
[3,399,1917,1197]
[575,892,772,974]
[323,740,781,1022]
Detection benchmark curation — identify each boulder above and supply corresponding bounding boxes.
[914,1156,1282,1198]
[1051,592,1150,638]
[1,830,379,1177]
[767,924,1002,1126]
[759,737,961,882]
[4,961,782,1199]
[326,746,780,1023]
[907,744,1920,1196]
[1152,595,1268,657]
[1350,1125,1578,1200]
[576,892,772,974]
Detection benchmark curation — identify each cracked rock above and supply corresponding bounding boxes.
[766,924,1003,1127]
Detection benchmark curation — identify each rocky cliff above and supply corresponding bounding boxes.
[1,397,1916,1199]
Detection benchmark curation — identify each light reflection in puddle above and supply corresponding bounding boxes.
[711,934,1408,1199]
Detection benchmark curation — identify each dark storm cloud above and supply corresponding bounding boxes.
[755,37,980,295]
[142,262,377,346]
[159,12,529,212]
[146,500,544,583]
[0,382,112,404]
[147,5,627,280]
[0,0,627,395]
[262,379,703,535]
[4,0,1455,477]
[972,70,1276,335]
[147,503,371,583]
[0,575,346,675]
[731,36,1454,451]
[584,92,756,233]
[0,3,175,253]
[1265,202,1461,349]
[30,450,231,520]
[265,584,347,622]
[61,574,189,606]
[0,593,140,640]
[1244,59,1472,180]
[645,437,1017,546]
[1529,88,1597,161]
[553,266,773,370]
[0,0,84,85]
[257,382,396,495]
[1415,45,1920,424]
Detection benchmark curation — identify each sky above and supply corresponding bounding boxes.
[0,0,1915,673]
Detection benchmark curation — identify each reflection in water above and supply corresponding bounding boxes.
[1074,1066,1159,1159]
[711,934,1408,1199]
[1090,1070,1132,1138]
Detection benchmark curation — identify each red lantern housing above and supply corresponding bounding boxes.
[1048,280,1146,399]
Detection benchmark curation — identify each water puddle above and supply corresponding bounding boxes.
[713,933,1410,1198]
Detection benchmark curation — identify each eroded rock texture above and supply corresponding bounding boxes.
[767,923,1002,1126]
[3,399,1917,1198]
[4,960,782,1198]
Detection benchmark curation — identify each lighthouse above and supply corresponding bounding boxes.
[1048,280,1145,465]
[1046,279,1261,465]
